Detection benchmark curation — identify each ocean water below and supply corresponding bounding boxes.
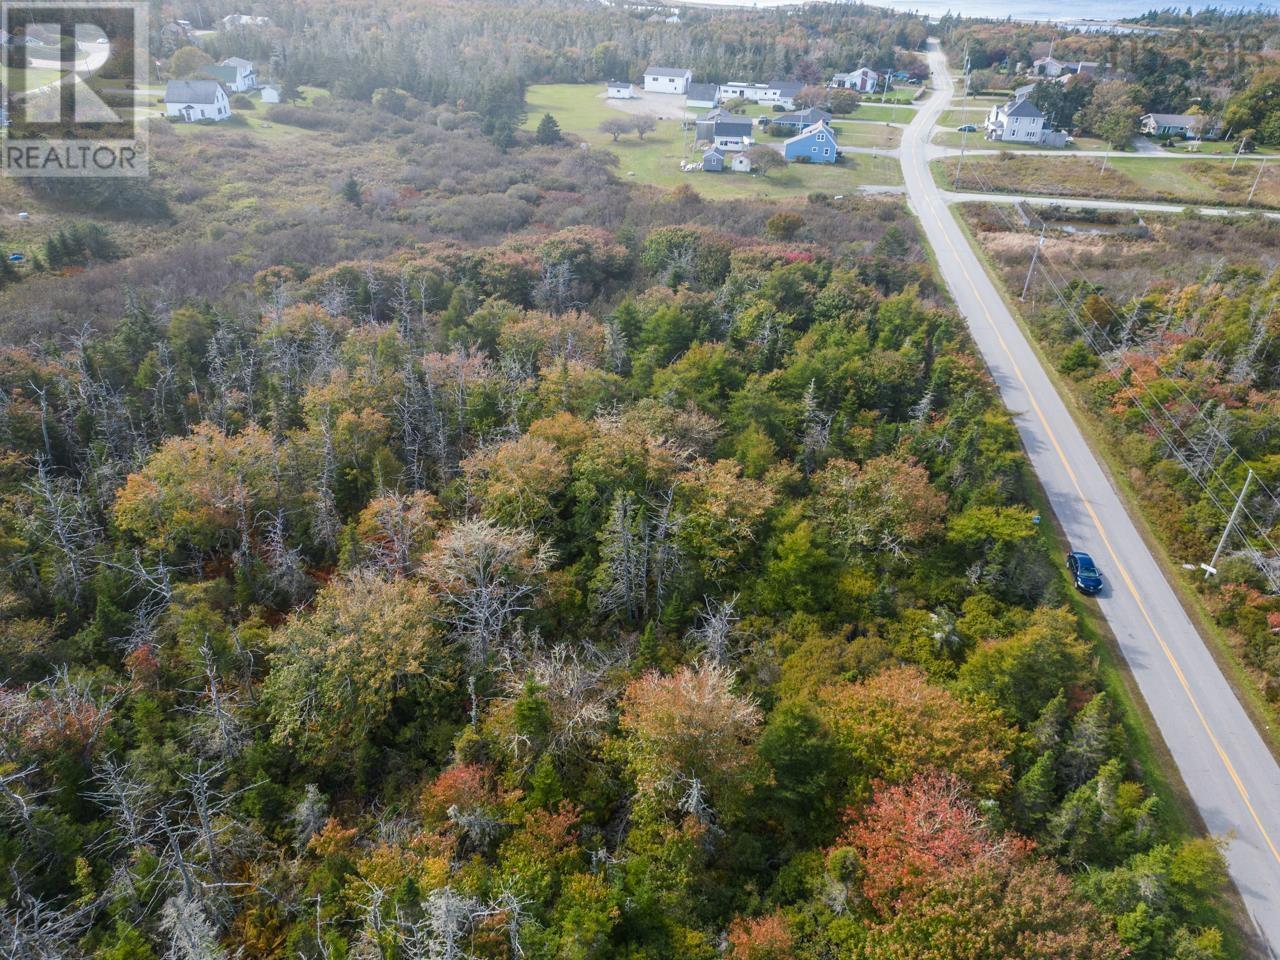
[685,0,1280,20]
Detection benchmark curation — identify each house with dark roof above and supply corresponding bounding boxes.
[644,66,692,94]
[606,79,634,99]
[769,107,832,133]
[783,121,838,163]
[164,79,231,122]
[702,147,726,172]
[985,95,1045,143]
[685,82,719,110]
[695,108,754,150]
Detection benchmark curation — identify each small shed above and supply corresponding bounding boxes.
[702,147,725,172]
[260,84,281,103]
[606,80,634,100]
[731,153,752,173]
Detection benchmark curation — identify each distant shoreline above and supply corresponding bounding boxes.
[665,0,1276,24]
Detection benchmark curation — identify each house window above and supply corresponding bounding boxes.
[823,147,830,156]
[817,134,826,141]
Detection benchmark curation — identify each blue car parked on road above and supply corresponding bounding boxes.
[1067,551,1104,595]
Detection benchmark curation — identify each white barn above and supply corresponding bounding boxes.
[606,80,634,99]
[164,79,231,121]
[643,67,692,94]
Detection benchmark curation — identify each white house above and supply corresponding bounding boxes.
[260,84,281,103]
[985,95,1045,143]
[606,80,634,99]
[643,67,692,94]
[717,79,803,110]
[1141,112,1202,138]
[831,68,878,93]
[221,57,257,90]
[1031,56,1069,77]
[220,13,272,29]
[164,79,231,122]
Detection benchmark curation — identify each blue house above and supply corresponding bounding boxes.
[783,121,838,163]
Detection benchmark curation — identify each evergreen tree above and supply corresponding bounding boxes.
[492,117,516,152]
[535,112,562,145]
[340,174,362,207]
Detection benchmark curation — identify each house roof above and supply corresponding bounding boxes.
[711,118,753,137]
[606,78,631,87]
[785,120,837,144]
[775,107,832,125]
[770,80,804,97]
[646,66,691,78]
[1004,97,1043,119]
[200,64,239,84]
[703,147,724,159]
[1143,112,1199,126]
[222,57,253,69]
[164,79,224,104]
[1014,82,1036,99]
[686,82,718,101]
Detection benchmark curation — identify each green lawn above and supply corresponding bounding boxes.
[878,85,925,103]
[1151,137,1279,157]
[523,83,902,199]
[849,103,915,124]
[939,107,989,127]
[829,122,900,149]
[3,66,65,93]
[523,83,646,131]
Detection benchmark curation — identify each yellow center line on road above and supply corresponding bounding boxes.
[904,109,1280,866]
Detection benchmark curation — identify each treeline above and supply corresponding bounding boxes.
[197,0,929,119]
[0,215,1232,957]
[1034,262,1280,702]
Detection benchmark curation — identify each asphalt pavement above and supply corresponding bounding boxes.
[903,38,1280,955]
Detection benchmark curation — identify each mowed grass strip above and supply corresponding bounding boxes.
[933,153,1280,209]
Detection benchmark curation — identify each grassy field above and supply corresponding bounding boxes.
[939,107,990,127]
[877,84,925,103]
[933,153,1280,208]
[524,83,902,199]
[1152,138,1279,157]
[850,103,916,124]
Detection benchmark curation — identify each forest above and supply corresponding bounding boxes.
[961,203,1280,720]
[0,202,1236,957]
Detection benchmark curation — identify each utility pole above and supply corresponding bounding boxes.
[1248,157,1267,207]
[1020,223,1045,301]
[1204,468,1253,578]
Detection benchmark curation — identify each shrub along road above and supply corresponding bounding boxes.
[904,37,1280,955]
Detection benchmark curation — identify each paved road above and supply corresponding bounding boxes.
[904,38,1280,955]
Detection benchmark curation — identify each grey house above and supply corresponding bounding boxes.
[770,107,832,133]
[702,147,726,172]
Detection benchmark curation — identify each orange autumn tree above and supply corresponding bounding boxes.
[839,773,1126,960]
